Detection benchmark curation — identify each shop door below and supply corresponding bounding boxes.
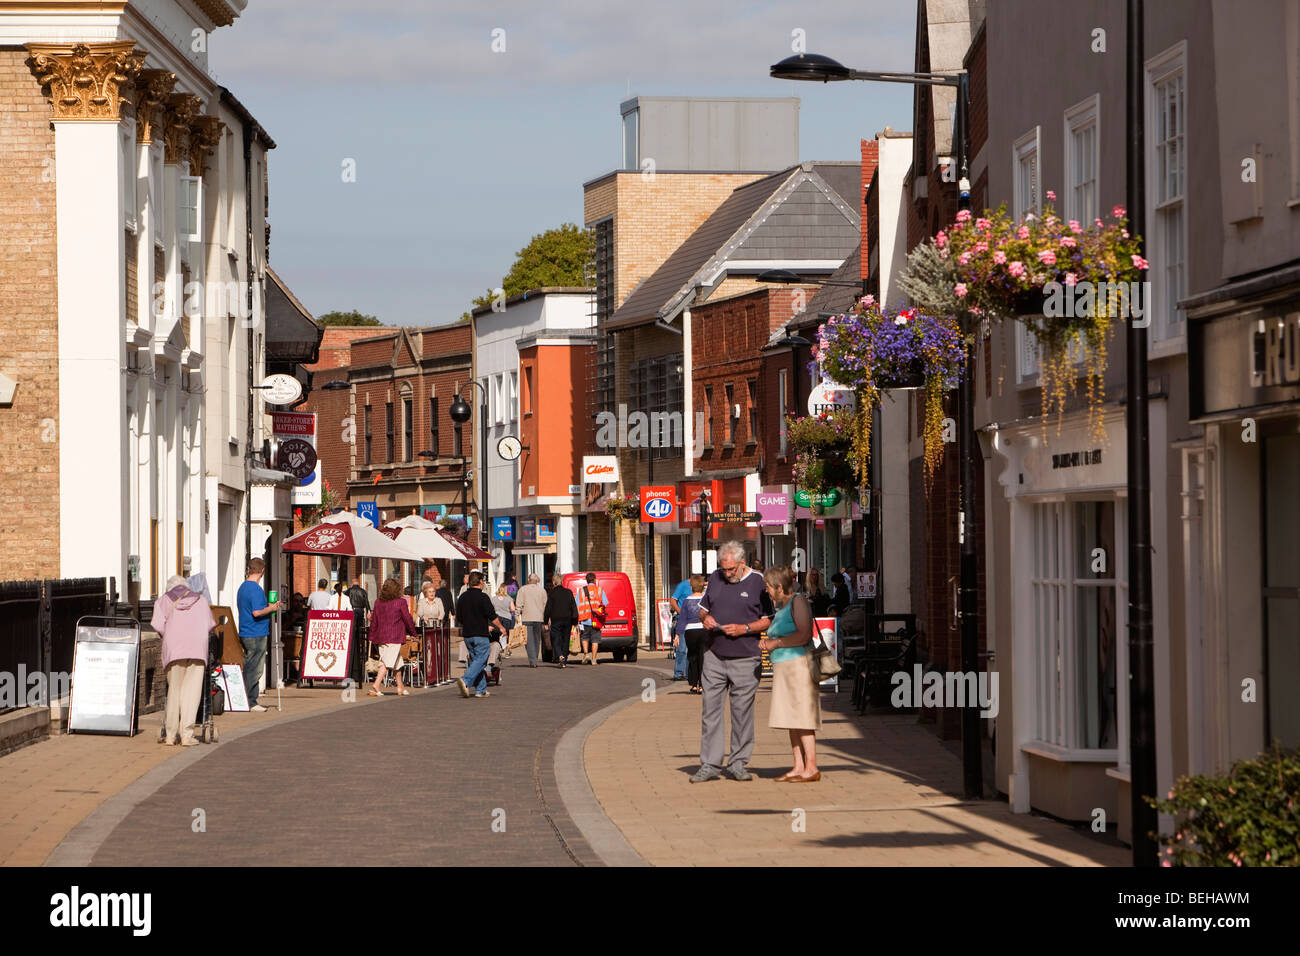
[1263,432,1300,748]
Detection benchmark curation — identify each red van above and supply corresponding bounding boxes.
[561,571,638,662]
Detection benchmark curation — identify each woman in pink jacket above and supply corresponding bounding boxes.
[151,575,216,746]
[368,577,419,696]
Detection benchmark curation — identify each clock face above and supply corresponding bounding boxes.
[497,435,522,461]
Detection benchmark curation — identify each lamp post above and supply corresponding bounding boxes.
[771,53,982,800]
[448,383,489,555]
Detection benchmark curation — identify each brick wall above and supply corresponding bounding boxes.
[860,138,879,279]
[0,48,60,580]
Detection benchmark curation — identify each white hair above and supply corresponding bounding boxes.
[718,540,746,564]
[164,574,189,592]
[527,573,540,584]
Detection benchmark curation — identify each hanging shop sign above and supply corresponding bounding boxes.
[807,382,857,417]
[582,455,620,483]
[640,486,676,522]
[493,517,515,541]
[793,488,842,508]
[272,412,319,506]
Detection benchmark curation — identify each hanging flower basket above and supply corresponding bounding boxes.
[604,494,640,522]
[814,297,964,480]
[786,410,858,498]
[935,197,1148,438]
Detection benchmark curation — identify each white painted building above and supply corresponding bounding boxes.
[471,288,595,585]
[0,1,279,607]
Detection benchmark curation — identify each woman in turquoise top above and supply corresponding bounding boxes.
[758,565,821,782]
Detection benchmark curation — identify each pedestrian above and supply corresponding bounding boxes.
[757,566,821,782]
[151,574,216,746]
[236,557,282,713]
[492,584,517,659]
[368,578,419,697]
[804,568,831,618]
[515,573,548,667]
[505,572,518,598]
[674,573,706,688]
[307,578,333,611]
[576,572,608,666]
[416,581,445,626]
[829,572,851,616]
[332,581,348,609]
[690,540,774,783]
[436,579,456,628]
[455,571,504,698]
[544,572,578,668]
[669,576,691,614]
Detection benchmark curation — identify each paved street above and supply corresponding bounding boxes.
[85,659,651,866]
[0,651,1128,868]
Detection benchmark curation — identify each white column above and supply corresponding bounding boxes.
[55,120,127,579]
[682,308,694,475]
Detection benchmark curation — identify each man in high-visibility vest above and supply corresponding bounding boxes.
[575,572,609,666]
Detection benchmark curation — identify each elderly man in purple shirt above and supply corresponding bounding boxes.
[690,541,774,783]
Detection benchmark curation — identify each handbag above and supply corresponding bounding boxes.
[809,632,842,682]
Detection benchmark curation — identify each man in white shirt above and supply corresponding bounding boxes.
[307,579,333,611]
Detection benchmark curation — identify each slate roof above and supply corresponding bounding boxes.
[608,161,860,331]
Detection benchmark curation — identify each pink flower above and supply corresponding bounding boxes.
[976,217,991,230]
[939,248,949,259]
[992,250,1007,264]
[859,294,876,307]
[958,252,972,266]
[1060,236,1077,248]
[1112,205,1126,219]
[1065,272,1078,286]
[1069,219,1082,234]
[1122,230,1130,238]
[1132,254,1149,270]
[954,282,968,298]
[1017,225,1030,240]
[1038,250,1057,266]
[1045,189,1057,201]
[1160,859,1171,867]
[955,209,972,223]
[973,240,989,253]
[935,231,947,248]
[970,306,982,315]
[1008,261,1026,278]
[1094,218,1104,229]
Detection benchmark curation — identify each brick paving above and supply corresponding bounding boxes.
[87,660,649,866]
[584,672,1130,866]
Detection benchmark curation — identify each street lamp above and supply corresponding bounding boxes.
[448,384,489,553]
[756,269,867,292]
[771,51,983,801]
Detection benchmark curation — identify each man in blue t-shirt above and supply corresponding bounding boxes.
[236,557,283,711]
[669,577,692,680]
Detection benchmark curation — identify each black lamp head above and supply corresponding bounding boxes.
[770,53,851,83]
[449,394,471,424]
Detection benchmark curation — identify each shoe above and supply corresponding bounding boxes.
[689,766,722,784]
[181,737,200,747]
[725,765,753,782]
[473,692,490,698]
[529,663,537,668]
[456,677,470,698]
[250,704,268,712]
[789,772,821,783]
[399,690,410,696]
[774,771,797,782]
[368,690,383,697]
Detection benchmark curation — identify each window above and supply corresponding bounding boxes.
[1012,127,1041,220]
[627,353,684,459]
[523,366,534,415]
[364,405,373,465]
[1065,95,1100,225]
[403,395,413,461]
[1029,498,1125,751]
[778,368,789,457]
[430,396,439,457]
[385,402,394,462]
[622,107,639,171]
[746,379,758,443]
[707,385,717,447]
[1148,43,1187,345]
[179,175,201,243]
[509,370,518,423]
[724,383,735,445]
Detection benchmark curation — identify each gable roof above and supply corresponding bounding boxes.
[787,246,863,336]
[607,161,860,332]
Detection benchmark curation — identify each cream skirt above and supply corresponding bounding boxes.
[378,643,402,669]
[768,653,822,730]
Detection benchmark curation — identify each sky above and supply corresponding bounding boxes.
[207,0,916,327]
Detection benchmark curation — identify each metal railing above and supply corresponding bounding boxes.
[0,578,109,714]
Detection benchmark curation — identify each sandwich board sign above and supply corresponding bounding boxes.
[302,610,355,680]
[67,618,141,736]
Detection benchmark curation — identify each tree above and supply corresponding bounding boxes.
[463,223,593,319]
[317,310,382,327]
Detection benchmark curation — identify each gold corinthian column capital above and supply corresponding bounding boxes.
[132,68,178,145]
[25,41,146,121]
[188,115,225,178]
[163,92,203,165]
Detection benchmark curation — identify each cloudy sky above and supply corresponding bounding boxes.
[208,0,916,326]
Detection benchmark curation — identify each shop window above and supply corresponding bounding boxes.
[1029,498,1125,752]
[746,379,758,444]
[385,401,394,462]
[430,396,439,456]
[1148,43,1187,347]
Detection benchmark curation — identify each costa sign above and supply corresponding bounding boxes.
[582,455,619,484]
[807,382,857,417]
